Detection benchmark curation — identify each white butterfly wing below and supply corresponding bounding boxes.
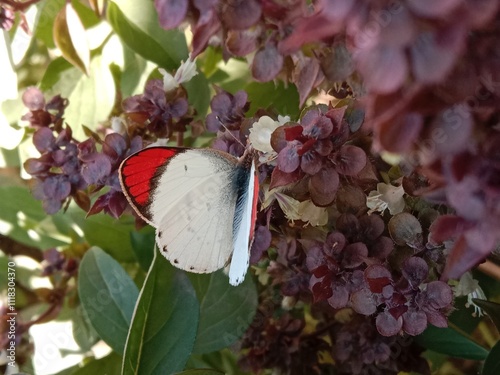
[228,159,256,285]
[150,149,238,273]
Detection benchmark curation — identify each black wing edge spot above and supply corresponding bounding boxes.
[162,245,168,253]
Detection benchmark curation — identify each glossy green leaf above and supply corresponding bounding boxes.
[71,211,136,262]
[482,340,500,375]
[414,325,489,360]
[473,299,500,333]
[78,247,139,354]
[71,352,122,375]
[175,370,224,375]
[189,272,257,354]
[53,3,90,74]
[130,228,155,271]
[107,0,187,70]
[122,252,199,375]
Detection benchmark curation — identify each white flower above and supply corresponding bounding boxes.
[366,182,405,215]
[111,117,126,135]
[297,200,328,227]
[263,186,327,227]
[453,272,486,317]
[159,53,198,92]
[249,116,281,153]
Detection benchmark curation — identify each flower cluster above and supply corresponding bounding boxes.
[270,105,368,206]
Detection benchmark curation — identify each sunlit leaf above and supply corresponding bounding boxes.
[107,0,188,70]
[44,55,116,140]
[53,2,90,74]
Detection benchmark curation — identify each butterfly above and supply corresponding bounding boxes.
[119,146,259,286]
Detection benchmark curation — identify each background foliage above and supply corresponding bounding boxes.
[1,0,500,374]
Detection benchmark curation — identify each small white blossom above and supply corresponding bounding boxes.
[454,272,486,317]
[159,54,198,92]
[297,200,328,227]
[249,116,282,153]
[366,182,405,215]
[263,186,326,226]
[111,116,126,135]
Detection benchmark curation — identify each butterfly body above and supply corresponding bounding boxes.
[119,146,258,285]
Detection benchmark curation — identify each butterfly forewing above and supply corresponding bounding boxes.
[120,147,240,274]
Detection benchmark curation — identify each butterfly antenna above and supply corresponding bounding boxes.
[216,116,246,148]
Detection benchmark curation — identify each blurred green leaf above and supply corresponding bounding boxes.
[472,299,500,333]
[40,56,73,91]
[45,55,116,140]
[71,211,136,262]
[449,296,482,334]
[107,0,187,70]
[53,3,90,74]
[189,272,257,354]
[414,325,489,360]
[120,45,154,97]
[72,305,100,352]
[130,227,155,271]
[175,370,224,375]
[245,81,300,119]
[71,352,122,375]
[123,252,199,375]
[35,0,65,49]
[78,247,139,354]
[482,340,500,375]
[0,185,71,248]
[184,72,211,119]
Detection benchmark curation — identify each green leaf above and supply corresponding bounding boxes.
[107,0,187,70]
[72,305,100,352]
[473,299,500,333]
[71,352,122,375]
[34,0,65,49]
[71,211,136,262]
[78,247,139,354]
[183,72,211,119]
[175,370,224,375]
[120,44,154,97]
[45,55,116,140]
[245,81,300,120]
[123,251,199,375]
[130,228,155,271]
[40,56,73,91]
[53,3,90,74]
[414,325,489,360]
[190,272,257,354]
[482,340,500,375]
[0,185,72,248]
